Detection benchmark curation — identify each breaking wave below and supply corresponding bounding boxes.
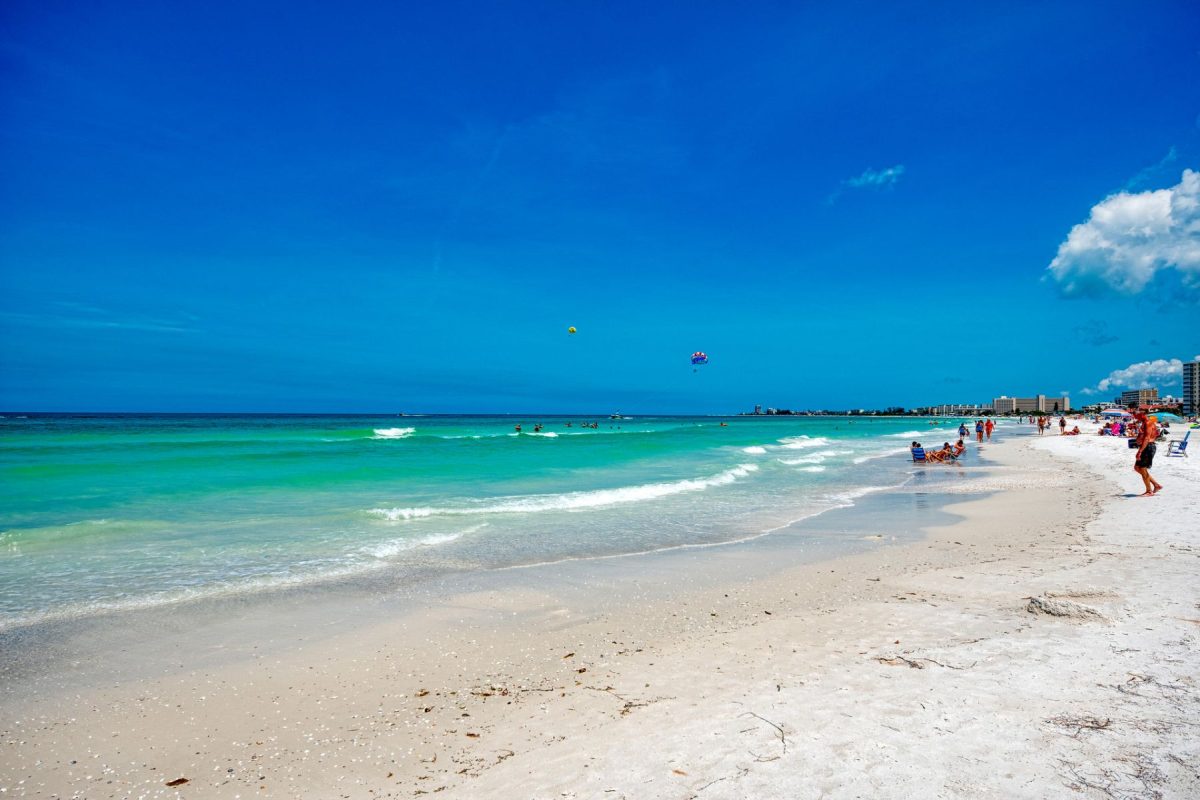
[370,464,761,521]
[777,436,832,450]
[366,525,487,559]
[372,427,416,439]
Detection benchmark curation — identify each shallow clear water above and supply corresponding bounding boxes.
[0,413,975,629]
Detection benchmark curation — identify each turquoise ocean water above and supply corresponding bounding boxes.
[0,414,973,631]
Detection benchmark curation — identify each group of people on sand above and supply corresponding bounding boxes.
[911,439,967,463]
[1033,411,1165,497]
[1031,415,1067,435]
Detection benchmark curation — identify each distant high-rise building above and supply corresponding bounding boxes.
[932,403,991,416]
[991,394,1070,414]
[1118,388,1158,408]
[992,396,1017,414]
[1184,361,1200,415]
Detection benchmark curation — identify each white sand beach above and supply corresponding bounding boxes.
[2,423,1197,798]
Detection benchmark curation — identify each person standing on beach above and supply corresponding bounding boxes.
[958,422,969,441]
[984,418,995,441]
[1133,412,1163,496]
[1058,416,1066,435]
[975,419,984,443]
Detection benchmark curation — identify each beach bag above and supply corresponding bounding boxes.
[1128,438,1139,449]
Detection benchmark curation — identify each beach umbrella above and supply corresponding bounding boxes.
[1100,409,1131,417]
[1154,412,1183,422]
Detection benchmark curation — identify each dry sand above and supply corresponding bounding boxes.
[2,424,1197,798]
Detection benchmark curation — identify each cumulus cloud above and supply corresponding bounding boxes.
[1047,169,1200,296]
[1079,356,1196,395]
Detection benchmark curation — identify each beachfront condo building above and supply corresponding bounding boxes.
[991,395,1071,414]
[1184,361,1199,415]
[930,404,992,416]
[1118,388,1158,407]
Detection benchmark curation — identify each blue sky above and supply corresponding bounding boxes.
[2,1,1198,412]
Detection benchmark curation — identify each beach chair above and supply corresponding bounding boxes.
[911,447,927,463]
[1167,430,1190,458]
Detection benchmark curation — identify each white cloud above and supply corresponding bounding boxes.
[846,164,905,188]
[1047,169,1200,295]
[827,164,905,204]
[1080,356,1195,395]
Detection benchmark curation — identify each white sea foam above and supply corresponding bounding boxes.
[439,428,670,440]
[367,526,483,559]
[742,445,768,454]
[778,448,841,466]
[0,559,405,633]
[372,427,415,439]
[779,456,824,465]
[887,427,965,439]
[370,464,761,521]
[777,436,832,450]
[798,465,827,472]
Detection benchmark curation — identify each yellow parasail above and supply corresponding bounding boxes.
[568,326,577,334]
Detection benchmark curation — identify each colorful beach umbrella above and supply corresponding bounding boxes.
[1154,412,1183,422]
[1100,409,1131,417]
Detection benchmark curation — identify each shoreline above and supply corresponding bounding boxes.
[0,414,953,637]
[0,440,977,689]
[2,429,1197,797]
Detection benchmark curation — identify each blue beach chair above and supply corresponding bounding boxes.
[1167,429,1190,458]
[911,447,927,463]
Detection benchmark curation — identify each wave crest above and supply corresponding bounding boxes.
[370,464,760,521]
[776,436,831,450]
[367,525,486,558]
[372,427,415,439]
